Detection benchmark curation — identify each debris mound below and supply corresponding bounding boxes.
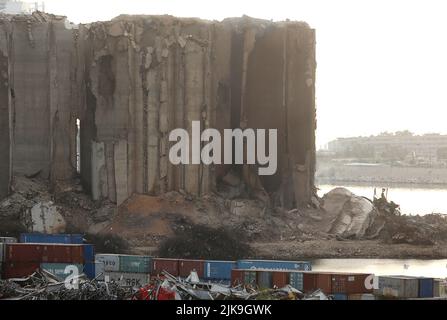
[157,224,253,260]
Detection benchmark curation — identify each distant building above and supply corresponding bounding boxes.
[327,132,447,164]
[0,1,44,15]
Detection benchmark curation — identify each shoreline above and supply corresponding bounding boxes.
[253,239,447,260]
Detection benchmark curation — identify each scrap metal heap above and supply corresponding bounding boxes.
[0,269,328,300]
[0,12,316,210]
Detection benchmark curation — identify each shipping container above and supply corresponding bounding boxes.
[20,233,83,244]
[257,271,273,289]
[348,293,376,300]
[289,272,304,291]
[231,269,244,286]
[433,279,447,297]
[303,272,332,294]
[272,271,289,288]
[119,255,152,274]
[40,263,83,281]
[95,254,120,272]
[5,243,84,264]
[83,262,95,279]
[376,276,419,298]
[204,260,236,280]
[0,243,5,262]
[0,237,17,244]
[84,261,104,279]
[417,277,434,298]
[179,259,205,278]
[104,272,150,287]
[83,245,95,263]
[244,270,257,285]
[2,262,40,279]
[152,258,179,276]
[332,293,348,300]
[331,273,373,294]
[236,260,311,271]
[95,261,105,281]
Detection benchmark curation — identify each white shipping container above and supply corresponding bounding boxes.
[348,293,376,300]
[95,254,120,272]
[376,276,419,298]
[433,279,447,297]
[104,271,150,287]
[0,237,17,244]
[94,261,105,281]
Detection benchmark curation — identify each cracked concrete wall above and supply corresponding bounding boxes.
[0,13,316,208]
[0,20,11,199]
[0,13,84,187]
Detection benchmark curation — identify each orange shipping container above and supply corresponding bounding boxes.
[6,244,84,264]
[303,272,332,294]
[178,259,205,278]
[152,258,179,276]
[332,273,373,294]
[2,262,40,279]
[231,269,244,286]
[272,271,289,288]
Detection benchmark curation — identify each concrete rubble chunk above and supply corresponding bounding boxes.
[322,187,376,239]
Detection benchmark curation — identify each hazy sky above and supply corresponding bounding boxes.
[40,0,447,148]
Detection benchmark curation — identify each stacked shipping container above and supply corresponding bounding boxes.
[1,243,85,279]
[95,254,152,286]
[230,270,374,295]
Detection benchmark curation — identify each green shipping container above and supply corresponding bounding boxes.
[118,255,152,273]
[40,263,83,281]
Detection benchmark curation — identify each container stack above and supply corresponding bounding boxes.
[18,233,95,281]
[1,243,85,279]
[95,254,152,287]
[230,270,374,299]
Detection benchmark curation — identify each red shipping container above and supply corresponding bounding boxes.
[6,244,43,262]
[272,271,289,288]
[6,244,84,264]
[231,269,244,286]
[2,262,40,279]
[331,273,373,294]
[178,259,205,278]
[303,272,332,294]
[152,258,179,276]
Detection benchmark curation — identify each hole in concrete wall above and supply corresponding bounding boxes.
[76,118,81,174]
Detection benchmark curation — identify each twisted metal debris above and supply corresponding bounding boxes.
[0,270,136,300]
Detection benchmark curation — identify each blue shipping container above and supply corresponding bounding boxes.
[83,245,95,263]
[20,233,84,244]
[418,277,434,298]
[204,261,237,280]
[236,260,312,271]
[333,293,348,300]
[83,262,104,279]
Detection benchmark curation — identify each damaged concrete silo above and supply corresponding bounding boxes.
[0,13,316,209]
